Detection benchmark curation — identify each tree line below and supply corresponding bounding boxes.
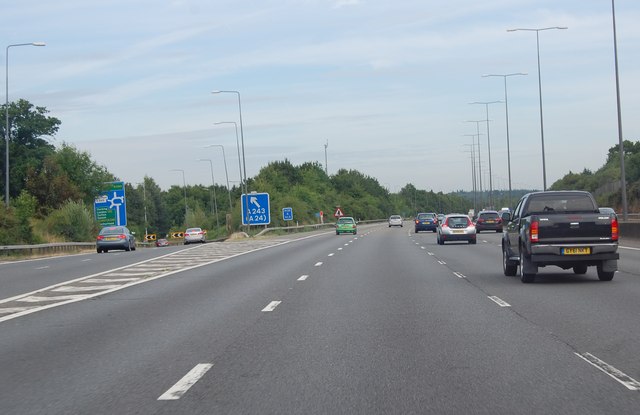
[1,99,638,245]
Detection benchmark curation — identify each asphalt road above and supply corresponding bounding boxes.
[1,224,639,414]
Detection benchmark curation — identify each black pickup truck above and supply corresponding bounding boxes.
[501,191,619,283]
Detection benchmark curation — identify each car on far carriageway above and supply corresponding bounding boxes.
[437,214,476,245]
[388,215,403,227]
[96,226,136,253]
[336,216,357,235]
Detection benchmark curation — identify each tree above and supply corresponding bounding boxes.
[0,99,61,200]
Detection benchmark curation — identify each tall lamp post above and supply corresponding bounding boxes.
[212,90,249,227]
[462,138,478,214]
[324,139,329,175]
[482,73,527,208]
[197,159,219,227]
[170,169,188,224]
[5,41,46,207]
[213,121,242,204]
[205,144,233,212]
[611,0,628,221]
[466,120,486,208]
[508,26,567,190]
[470,101,502,209]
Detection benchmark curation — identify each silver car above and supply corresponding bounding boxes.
[388,215,403,227]
[184,227,206,244]
[96,226,136,253]
[437,214,476,245]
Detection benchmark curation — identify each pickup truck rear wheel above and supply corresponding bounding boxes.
[503,246,517,276]
[573,264,588,275]
[597,264,615,281]
[519,250,536,283]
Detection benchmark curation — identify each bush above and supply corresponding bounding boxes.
[46,200,98,242]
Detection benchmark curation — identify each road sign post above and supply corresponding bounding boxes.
[283,207,293,221]
[94,181,127,227]
[241,192,271,226]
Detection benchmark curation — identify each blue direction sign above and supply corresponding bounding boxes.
[241,192,270,225]
[282,207,293,221]
[94,181,127,227]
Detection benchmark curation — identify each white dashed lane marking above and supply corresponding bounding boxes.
[314,262,323,267]
[575,353,640,391]
[158,363,214,400]
[297,275,309,281]
[262,301,282,312]
[488,296,511,307]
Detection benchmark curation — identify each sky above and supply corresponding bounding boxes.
[2,0,639,194]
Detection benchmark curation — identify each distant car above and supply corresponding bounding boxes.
[155,238,169,247]
[96,226,136,253]
[437,213,446,224]
[599,207,617,218]
[184,227,206,244]
[414,212,438,233]
[437,214,477,245]
[336,217,357,235]
[388,215,403,227]
[475,210,503,233]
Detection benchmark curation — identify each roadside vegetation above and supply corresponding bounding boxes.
[1,99,638,245]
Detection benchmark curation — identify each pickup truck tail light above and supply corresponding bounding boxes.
[530,220,539,242]
[611,217,619,241]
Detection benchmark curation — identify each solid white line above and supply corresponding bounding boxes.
[0,307,34,314]
[575,353,640,391]
[52,285,123,292]
[17,294,89,303]
[82,278,141,283]
[297,275,308,281]
[158,363,214,400]
[488,296,511,307]
[314,262,323,267]
[453,272,466,279]
[619,245,640,251]
[262,300,281,312]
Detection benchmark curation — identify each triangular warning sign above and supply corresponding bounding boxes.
[334,207,344,217]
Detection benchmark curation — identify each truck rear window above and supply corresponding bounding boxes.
[526,194,597,215]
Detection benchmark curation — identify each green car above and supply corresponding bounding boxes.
[336,216,357,235]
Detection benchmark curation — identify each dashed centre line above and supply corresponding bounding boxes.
[297,275,309,281]
[328,253,335,257]
[314,262,323,267]
[158,363,213,400]
[488,296,511,307]
[261,301,282,312]
[453,272,466,279]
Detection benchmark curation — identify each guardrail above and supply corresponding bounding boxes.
[0,242,95,258]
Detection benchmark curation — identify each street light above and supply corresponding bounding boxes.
[169,169,188,224]
[204,144,233,213]
[462,138,478,213]
[508,26,567,190]
[197,159,219,228]
[211,90,249,227]
[482,73,527,208]
[466,120,486,208]
[213,121,242,203]
[611,0,628,221]
[324,139,329,175]
[470,101,502,209]
[5,41,46,207]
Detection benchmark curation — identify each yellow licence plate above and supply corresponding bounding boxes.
[563,247,591,255]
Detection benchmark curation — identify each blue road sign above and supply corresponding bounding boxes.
[283,207,293,221]
[241,192,270,225]
[94,181,127,227]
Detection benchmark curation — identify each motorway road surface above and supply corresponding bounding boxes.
[1,224,639,414]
